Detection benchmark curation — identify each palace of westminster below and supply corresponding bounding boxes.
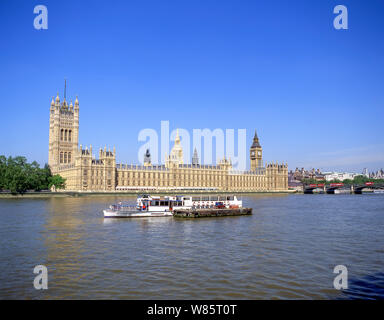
[48,93,288,192]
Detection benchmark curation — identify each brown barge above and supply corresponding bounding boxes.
[172,207,252,218]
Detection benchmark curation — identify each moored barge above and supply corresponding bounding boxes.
[173,207,252,218]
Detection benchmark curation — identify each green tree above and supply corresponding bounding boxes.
[49,174,66,190]
[0,155,55,194]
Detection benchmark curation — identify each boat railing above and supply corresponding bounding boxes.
[111,204,138,211]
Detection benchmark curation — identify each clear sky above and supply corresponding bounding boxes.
[0,0,383,173]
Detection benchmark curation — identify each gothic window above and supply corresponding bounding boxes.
[60,129,63,141]
[64,152,67,163]
[64,130,67,141]
[68,130,72,142]
[60,152,63,163]
[68,152,71,163]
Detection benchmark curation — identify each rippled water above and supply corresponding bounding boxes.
[0,194,383,299]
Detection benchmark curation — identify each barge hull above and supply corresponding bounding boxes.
[173,207,252,218]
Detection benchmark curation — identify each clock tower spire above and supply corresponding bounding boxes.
[250,130,263,170]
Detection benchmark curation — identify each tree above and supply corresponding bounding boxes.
[49,174,66,190]
[0,155,56,194]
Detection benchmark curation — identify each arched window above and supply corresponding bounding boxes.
[64,152,67,163]
[68,152,71,163]
[60,129,63,141]
[68,130,72,142]
[60,152,63,163]
[64,130,67,141]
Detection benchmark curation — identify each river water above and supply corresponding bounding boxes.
[0,194,383,299]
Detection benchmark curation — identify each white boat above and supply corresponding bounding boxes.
[103,194,243,218]
[103,195,173,218]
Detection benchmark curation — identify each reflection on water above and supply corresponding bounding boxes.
[0,194,383,299]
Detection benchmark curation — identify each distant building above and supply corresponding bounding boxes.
[370,169,384,179]
[291,167,324,182]
[288,171,303,191]
[323,172,359,181]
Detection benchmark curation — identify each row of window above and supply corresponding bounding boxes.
[84,179,112,186]
[60,129,72,142]
[118,172,228,179]
[83,170,112,178]
[192,196,234,201]
[59,152,71,164]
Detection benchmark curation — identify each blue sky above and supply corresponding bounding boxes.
[0,0,383,173]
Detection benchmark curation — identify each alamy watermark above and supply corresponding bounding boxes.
[33,265,48,290]
[33,5,48,30]
[333,5,348,30]
[138,121,247,170]
[333,265,348,290]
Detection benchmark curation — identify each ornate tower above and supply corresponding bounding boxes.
[192,148,199,165]
[250,130,262,171]
[144,149,151,166]
[48,88,79,173]
[166,129,184,167]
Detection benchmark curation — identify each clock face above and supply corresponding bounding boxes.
[257,151,261,156]
[251,151,255,156]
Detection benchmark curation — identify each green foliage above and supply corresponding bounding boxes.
[49,174,66,190]
[0,155,65,194]
[348,175,384,185]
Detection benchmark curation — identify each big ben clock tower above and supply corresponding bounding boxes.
[250,130,263,171]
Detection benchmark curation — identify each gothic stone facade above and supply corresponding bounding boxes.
[48,94,288,192]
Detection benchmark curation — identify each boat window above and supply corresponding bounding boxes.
[192,197,200,201]
[228,196,234,200]
[209,196,218,201]
[202,196,209,201]
[219,196,226,201]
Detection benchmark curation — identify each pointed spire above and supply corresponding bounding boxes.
[175,128,180,144]
[253,130,258,140]
[55,92,60,103]
[192,147,199,165]
[251,129,261,148]
[64,78,67,101]
[51,97,55,107]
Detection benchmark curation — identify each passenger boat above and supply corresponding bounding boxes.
[103,194,243,218]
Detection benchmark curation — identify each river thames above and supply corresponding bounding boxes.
[0,194,383,299]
